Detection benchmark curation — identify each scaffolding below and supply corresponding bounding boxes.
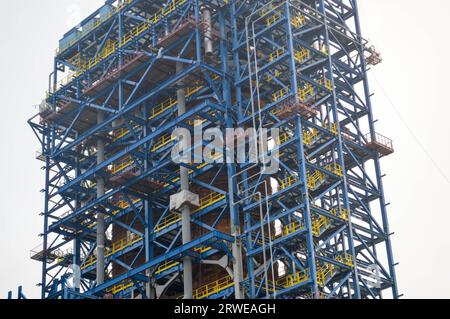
[28,0,398,299]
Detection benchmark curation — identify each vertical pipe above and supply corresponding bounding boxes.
[229,2,250,298]
[176,62,193,299]
[351,0,399,299]
[144,102,156,299]
[203,7,213,56]
[96,111,106,286]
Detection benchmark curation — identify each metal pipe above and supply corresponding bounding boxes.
[176,62,193,299]
[203,7,213,56]
[96,111,106,286]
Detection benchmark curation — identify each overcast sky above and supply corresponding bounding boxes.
[0,0,448,299]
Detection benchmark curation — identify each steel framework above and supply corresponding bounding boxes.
[28,0,398,299]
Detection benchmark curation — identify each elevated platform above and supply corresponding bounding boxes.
[364,133,394,157]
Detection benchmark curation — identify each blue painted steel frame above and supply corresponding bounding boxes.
[28,0,398,300]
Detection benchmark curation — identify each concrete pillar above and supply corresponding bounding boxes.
[176,62,193,299]
[96,111,106,285]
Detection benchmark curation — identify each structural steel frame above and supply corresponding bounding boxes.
[28,0,398,299]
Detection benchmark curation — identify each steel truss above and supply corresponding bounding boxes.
[29,0,398,299]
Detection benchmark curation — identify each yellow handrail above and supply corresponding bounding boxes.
[193,275,234,299]
[156,260,180,275]
[73,0,188,74]
[193,192,226,213]
[307,170,325,190]
[81,234,143,270]
[291,14,306,28]
[325,163,343,177]
[112,155,134,175]
[154,213,182,233]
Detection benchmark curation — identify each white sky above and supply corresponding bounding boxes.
[0,0,449,299]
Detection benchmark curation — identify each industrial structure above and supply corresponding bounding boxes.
[28,0,398,299]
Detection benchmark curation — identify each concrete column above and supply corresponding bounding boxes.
[176,62,193,299]
[96,111,106,285]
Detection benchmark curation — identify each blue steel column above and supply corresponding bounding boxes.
[230,1,254,299]
[351,0,399,299]
[41,133,51,299]
[295,116,318,297]
[219,7,244,299]
[318,0,361,299]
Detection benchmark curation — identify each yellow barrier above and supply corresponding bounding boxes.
[335,253,354,267]
[193,275,234,299]
[279,176,298,191]
[193,192,226,213]
[317,77,333,91]
[278,269,309,288]
[109,280,135,295]
[317,262,335,286]
[156,260,180,275]
[294,48,310,63]
[112,155,134,175]
[291,14,306,28]
[312,215,330,237]
[274,221,304,240]
[272,87,290,102]
[152,134,175,152]
[81,234,143,270]
[154,213,182,233]
[330,208,349,221]
[72,0,188,74]
[307,170,325,190]
[325,163,343,177]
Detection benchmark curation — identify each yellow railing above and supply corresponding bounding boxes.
[194,246,213,254]
[303,129,319,146]
[277,269,309,288]
[193,275,234,299]
[152,134,175,152]
[273,221,304,240]
[58,0,134,55]
[317,262,336,286]
[109,280,135,295]
[269,48,285,62]
[329,208,349,221]
[272,87,290,102]
[72,0,188,74]
[155,260,180,275]
[312,215,330,237]
[279,176,299,191]
[325,163,343,177]
[322,122,338,135]
[276,132,291,145]
[112,155,134,175]
[336,253,354,267]
[194,192,226,213]
[81,234,143,270]
[150,98,177,120]
[307,170,325,190]
[317,77,333,91]
[276,129,318,146]
[294,48,310,63]
[291,14,306,28]
[154,212,182,233]
[298,84,314,101]
[266,69,281,82]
